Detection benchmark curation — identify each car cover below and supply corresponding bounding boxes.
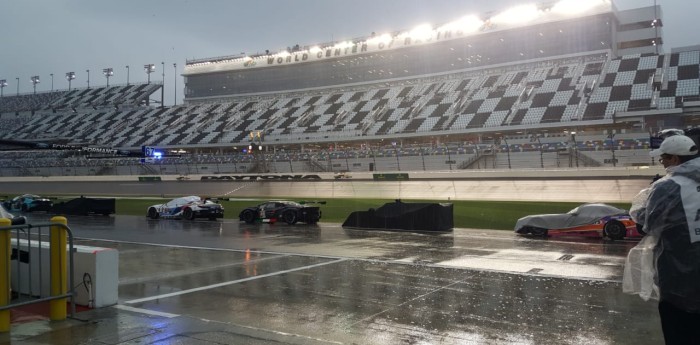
[342,200,453,232]
[514,203,628,230]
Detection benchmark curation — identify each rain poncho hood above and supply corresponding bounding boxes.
[624,157,700,312]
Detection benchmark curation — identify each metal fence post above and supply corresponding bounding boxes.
[49,216,67,321]
[0,218,10,332]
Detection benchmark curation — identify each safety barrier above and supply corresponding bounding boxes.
[0,217,75,332]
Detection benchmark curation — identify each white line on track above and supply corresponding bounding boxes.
[124,258,347,305]
[113,304,180,318]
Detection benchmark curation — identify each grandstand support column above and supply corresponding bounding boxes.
[444,143,453,170]
[535,135,544,169]
[502,137,512,170]
[608,133,617,167]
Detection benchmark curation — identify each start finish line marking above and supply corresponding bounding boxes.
[124,258,347,305]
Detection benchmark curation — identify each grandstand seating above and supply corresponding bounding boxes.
[0,49,698,176]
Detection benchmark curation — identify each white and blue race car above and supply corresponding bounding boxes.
[146,196,224,220]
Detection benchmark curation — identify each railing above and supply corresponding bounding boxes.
[0,217,75,332]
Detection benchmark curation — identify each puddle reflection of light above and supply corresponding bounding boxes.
[244,248,258,276]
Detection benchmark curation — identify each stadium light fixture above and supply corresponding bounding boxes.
[406,24,433,41]
[0,79,7,97]
[144,64,155,84]
[551,0,600,15]
[102,68,113,87]
[491,4,540,25]
[366,34,392,46]
[438,15,483,34]
[30,76,40,95]
[65,72,76,90]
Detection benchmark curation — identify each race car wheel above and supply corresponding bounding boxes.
[529,227,548,237]
[241,210,256,224]
[183,208,195,220]
[282,210,298,225]
[147,208,159,219]
[604,220,626,240]
[21,204,28,212]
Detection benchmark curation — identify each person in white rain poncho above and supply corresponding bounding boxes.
[624,135,700,345]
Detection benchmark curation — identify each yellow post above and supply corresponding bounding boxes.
[49,216,67,321]
[0,218,11,332]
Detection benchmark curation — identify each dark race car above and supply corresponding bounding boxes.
[3,194,53,212]
[239,200,322,225]
[514,203,640,240]
[147,196,224,220]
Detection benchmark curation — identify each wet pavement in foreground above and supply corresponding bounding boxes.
[2,215,661,344]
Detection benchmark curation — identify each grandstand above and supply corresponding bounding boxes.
[0,0,698,176]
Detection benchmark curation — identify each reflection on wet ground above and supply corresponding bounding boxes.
[5,214,660,344]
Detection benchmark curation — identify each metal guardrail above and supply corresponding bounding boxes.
[0,218,75,331]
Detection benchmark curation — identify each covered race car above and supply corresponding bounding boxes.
[239,200,322,225]
[514,203,640,240]
[147,196,224,220]
[3,194,53,212]
[51,196,115,216]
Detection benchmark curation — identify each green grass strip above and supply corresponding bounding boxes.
[112,197,631,231]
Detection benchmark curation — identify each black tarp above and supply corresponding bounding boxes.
[342,201,453,232]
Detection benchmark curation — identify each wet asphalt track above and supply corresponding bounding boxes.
[2,179,663,344]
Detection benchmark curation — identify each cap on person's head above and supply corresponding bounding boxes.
[649,135,699,157]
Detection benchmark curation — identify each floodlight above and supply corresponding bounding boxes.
[144,64,155,84]
[438,15,483,34]
[65,72,76,90]
[366,34,393,45]
[102,67,113,86]
[30,76,40,94]
[551,0,599,15]
[491,4,540,25]
[407,24,433,41]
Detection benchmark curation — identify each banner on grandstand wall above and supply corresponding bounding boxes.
[373,173,409,181]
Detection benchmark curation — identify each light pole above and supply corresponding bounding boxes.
[144,64,155,84]
[16,77,19,95]
[173,63,177,106]
[30,76,40,94]
[570,131,579,168]
[65,72,75,90]
[0,80,6,97]
[50,73,54,91]
[102,67,113,86]
[444,143,453,170]
[86,69,90,88]
[125,65,130,85]
[161,61,165,108]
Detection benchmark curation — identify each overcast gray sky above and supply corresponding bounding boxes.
[1,0,696,106]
